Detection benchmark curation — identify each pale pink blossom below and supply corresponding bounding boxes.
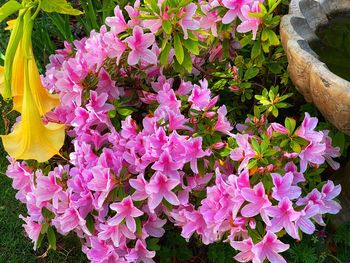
[105,6,128,34]
[271,172,301,201]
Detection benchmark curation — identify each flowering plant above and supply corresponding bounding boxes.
[0,0,342,262]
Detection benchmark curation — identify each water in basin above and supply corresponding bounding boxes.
[309,13,350,82]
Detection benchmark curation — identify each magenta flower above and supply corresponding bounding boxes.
[295,202,318,234]
[284,162,305,184]
[240,182,271,225]
[230,238,256,263]
[230,134,255,173]
[84,237,114,262]
[151,150,183,177]
[214,105,233,135]
[222,0,252,24]
[19,216,41,250]
[252,231,289,263]
[109,196,144,233]
[178,3,200,39]
[299,141,326,173]
[321,180,341,214]
[297,112,324,143]
[53,207,88,235]
[98,223,136,247]
[200,4,221,37]
[146,172,180,210]
[143,214,167,237]
[103,32,126,64]
[237,2,262,40]
[185,137,210,174]
[125,26,157,65]
[188,79,212,110]
[266,197,300,239]
[34,172,62,205]
[126,239,156,263]
[129,173,149,201]
[271,172,301,201]
[105,6,128,34]
[322,131,341,170]
[87,166,115,208]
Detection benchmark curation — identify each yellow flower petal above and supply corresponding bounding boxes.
[1,59,65,163]
[5,19,16,30]
[11,42,60,115]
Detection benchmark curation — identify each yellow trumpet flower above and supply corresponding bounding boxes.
[3,18,60,114]
[1,57,65,163]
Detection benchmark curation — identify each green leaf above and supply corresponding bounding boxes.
[86,213,95,234]
[290,140,301,153]
[182,49,192,72]
[183,38,199,55]
[160,41,172,66]
[42,207,55,220]
[117,108,134,116]
[251,138,260,153]
[285,117,296,134]
[333,131,345,154]
[251,40,261,59]
[162,20,172,34]
[41,222,49,234]
[0,0,21,23]
[41,0,83,15]
[47,227,57,250]
[267,29,280,46]
[244,67,259,80]
[174,33,184,64]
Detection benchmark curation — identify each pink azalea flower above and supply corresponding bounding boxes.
[230,238,256,263]
[178,3,200,39]
[296,112,324,143]
[237,2,262,40]
[87,166,115,208]
[143,214,167,237]
[151,150,183,177]
[271,172,301,201]
[222,0,252,24]
[129,173,149,201]
[146,172,180,210]
[214,105,233,135]
[230,134,255,173]
[53,207,89,235]
[284,162,305,184]
[105,6,128,34]
[200,4,221,37]
[322,131,341,170]
[299,141,326,173]
[98,223,136,247]
[188,80,212,110]
[34,172,62,205]
[252,231,289,263]
[240,182,271,224]
[125,26,157,65]
[19,215,41,250]
[125,0,141,26]
[321,180,341,214]
[267,122,289,136]
[186,137,211,174]
[102,32,126,64]
[295,202,319,234]
[109,196,144,233]
[125,239,156,263]
[266,197,300,239]
[85,237,115,262]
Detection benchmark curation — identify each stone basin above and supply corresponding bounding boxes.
[280,0,350,134]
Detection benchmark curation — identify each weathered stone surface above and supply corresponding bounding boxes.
[280,0,350,135]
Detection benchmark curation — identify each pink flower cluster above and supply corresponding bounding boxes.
[5,1,342,263]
